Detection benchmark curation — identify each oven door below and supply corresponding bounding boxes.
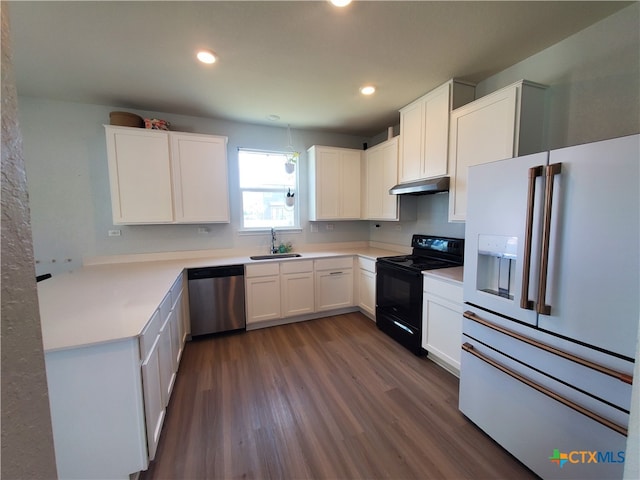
[375,261,424,354]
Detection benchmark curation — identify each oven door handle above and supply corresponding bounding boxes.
[462,342,628,436]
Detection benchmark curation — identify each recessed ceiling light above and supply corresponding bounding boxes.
[330,0,352,6]
[360,85,376,95]
[196,50,217,64]
[267,114,281,122]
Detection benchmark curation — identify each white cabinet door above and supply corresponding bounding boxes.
[341,150,362,219]
[358,268,376,318]
[170,133,230,223]
[105,126,173,224]
[422,85,450,178]
[105,126,230,225]
[140,337,164,461]
[315,270,353,311]
[157,315,175,407]
[246,276,281,323]
[169,305,181,373]
[308,146,362,220]
[399,80,475,184]
[281,272,315,317]
[448,80,546,222]
[399,101,424,183]
[364,137,399,220]
[173,289,186,364]
[422,277,463,376]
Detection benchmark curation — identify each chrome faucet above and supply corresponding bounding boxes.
[270,228,278,254]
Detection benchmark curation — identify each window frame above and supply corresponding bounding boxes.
[237,148,300,232]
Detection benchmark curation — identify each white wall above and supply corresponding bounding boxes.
[475,3,639,150]
[368,3,639,246]
[18,99,370,275]
[19,3,639,274]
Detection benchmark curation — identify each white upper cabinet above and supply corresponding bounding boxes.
[105,126,174,224]
[399,79,475,183]
[170,132,229,223]
[362,136,399,221]
[308,145,362,221]
[105,126,230,225]
[448,80,547,222]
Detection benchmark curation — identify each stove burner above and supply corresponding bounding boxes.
[388,256,412,262]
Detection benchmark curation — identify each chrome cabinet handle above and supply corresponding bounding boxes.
[462,342,628,436]
[537,163,562,315]
[463,311,633,384]
[520,165,543,310]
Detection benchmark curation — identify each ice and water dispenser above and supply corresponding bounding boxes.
[476,235,518,300]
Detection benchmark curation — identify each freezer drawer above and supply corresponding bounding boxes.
[460,337,628,480]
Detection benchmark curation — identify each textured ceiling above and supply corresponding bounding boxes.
[8,1,632,136]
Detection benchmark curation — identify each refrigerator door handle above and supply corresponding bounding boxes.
[537,162,562,315]
[520,165,544,310]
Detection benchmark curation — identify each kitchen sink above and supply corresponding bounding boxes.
[249,253,302,260]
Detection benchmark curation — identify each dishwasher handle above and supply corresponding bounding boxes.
[187,265,245,280]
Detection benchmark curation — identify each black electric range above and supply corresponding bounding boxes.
[376,235,464,355]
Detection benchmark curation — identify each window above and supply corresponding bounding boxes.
[238,149,298,229]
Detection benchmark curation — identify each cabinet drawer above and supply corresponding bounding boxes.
[358,257,376,273]
[139,309,161,360]
[246,262,280,277]
[315,256,353,271]
[423,276,462,303]
[280,260,313,274]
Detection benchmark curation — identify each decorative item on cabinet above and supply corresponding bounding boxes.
[109,111,144,128]
[144,118,171,130]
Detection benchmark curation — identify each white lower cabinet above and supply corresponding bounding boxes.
[315,257,354,312]
[158,314,175,407]
[281,260,315,317]
[357,257,376,319]
[45,338,148,479]
[245,263,281,324]
[140,334,164,462]
[422,275,463,376]
[245,257,357,328]
[45,271,186,480]
[138,272,185,462]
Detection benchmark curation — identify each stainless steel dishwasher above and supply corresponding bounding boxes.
[187,265,246,336]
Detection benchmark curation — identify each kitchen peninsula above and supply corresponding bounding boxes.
[39,245,402,479]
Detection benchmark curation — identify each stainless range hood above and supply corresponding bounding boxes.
[389,176,450,195]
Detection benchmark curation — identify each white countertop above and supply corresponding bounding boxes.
[38,247,400,352]
[423,266,464,284]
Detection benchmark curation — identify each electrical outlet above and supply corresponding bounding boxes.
[310,224,318,233]
[395,225,402,231]
[108,229,121,237]
[197,227,210,234]
[326,223,334,231]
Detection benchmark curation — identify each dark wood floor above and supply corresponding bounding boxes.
[141,313,537,480]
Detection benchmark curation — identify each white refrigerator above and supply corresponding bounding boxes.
[459,134,638,480]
